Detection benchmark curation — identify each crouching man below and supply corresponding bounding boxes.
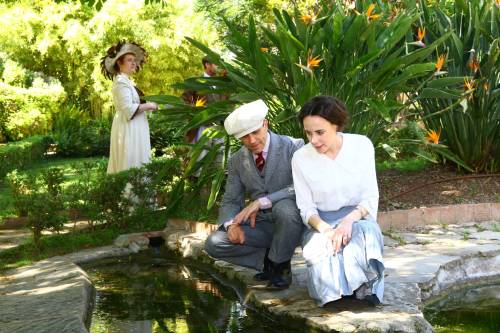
[204,100,304,289]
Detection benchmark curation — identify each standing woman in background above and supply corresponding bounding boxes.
[101,41,158,174]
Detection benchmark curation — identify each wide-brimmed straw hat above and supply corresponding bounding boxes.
[100,41,147,80]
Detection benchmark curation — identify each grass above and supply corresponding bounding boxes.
[461,229,471,240]
[0,226,120,272]
[376,157,430,173]
[382,229,407,246]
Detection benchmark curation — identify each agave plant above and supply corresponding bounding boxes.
[415,0,500,172]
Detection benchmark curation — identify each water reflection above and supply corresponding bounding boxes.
[424,283,500,333]
[84,250,306,333]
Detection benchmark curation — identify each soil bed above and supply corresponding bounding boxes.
[378,165,499,211]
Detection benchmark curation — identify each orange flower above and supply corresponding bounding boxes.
[260,47,269,53]
[418,27,425,41]
[301,14,315,24]
[412,27,426,47]
[426,129,441,144]
[366,4,381,21]
[464,77,475,91]
[295,52,322,74]
[435,54,447,76]
[195,96,206,108]
[307,53,322,70]
[467,57,479,72]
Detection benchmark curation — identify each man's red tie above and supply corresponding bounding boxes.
[256,152,265,172]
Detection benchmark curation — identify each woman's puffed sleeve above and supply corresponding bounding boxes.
[358,138,379,221]
[112,79,140,120]
[292,152,318,228]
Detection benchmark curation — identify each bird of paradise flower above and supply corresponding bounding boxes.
[426,129,441,144]
[296,52,323,74]
[195,96,206,107]
[434,53,447,76]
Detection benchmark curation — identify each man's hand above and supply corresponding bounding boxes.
[227,224,245,244]
[232,199,261,228]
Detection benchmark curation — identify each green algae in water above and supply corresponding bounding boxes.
[424,284,500,333]
[83,250,307,333]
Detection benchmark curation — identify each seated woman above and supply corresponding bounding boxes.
[291,95,384,307]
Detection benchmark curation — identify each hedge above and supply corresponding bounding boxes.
[0,135,53,179]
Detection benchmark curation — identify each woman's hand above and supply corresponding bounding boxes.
[145,102,158,111]
[325,220,354,255]
[137,102,158,114]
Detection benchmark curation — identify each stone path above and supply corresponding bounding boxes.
[0,217,498,333]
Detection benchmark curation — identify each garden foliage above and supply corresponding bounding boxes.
[0,135,53,179]
[416,0,500,172]
[6,168,67,247]
[50,104,112,157]
[7,155,181,245]
[147,0,458,209]
[0,80,66,142]
[0,0,219,117]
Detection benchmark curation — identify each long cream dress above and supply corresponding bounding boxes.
[107,73,151,174]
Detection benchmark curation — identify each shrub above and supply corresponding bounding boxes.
[5,170,32,217]
[7,167,67,247]
[416,0,500,172]
[0,135,53,180]
[147,0,451,208]
[66,156,182,228]
[0,82,66,142]
[51,104,111,157]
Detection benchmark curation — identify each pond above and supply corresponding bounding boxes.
[423,283,500,333]
[83,249,308,333]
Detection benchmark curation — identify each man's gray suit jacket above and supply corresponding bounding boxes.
[218,131,304,225]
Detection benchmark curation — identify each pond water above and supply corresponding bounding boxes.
[423,283,500,333]
[83,249,307,333]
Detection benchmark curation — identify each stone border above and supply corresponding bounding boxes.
[168,203,500,235]
[377,202,499,231]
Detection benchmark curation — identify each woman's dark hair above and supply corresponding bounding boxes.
[298,95,348,131]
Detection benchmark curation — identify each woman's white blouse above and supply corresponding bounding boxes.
[291,133,379,227]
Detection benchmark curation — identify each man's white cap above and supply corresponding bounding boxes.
[224,100,269,139]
